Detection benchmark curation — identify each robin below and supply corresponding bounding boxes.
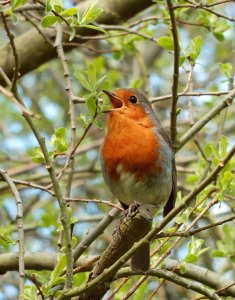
[101,88,176,272]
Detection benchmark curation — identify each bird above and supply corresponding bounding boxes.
[101,88,176,272]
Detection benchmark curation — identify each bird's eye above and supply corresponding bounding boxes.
[129,95,137,104]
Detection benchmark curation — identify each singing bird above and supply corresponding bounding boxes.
[101,88,176,271]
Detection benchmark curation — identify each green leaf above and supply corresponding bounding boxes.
[80,0,103,24]
[73,273,86,286]
[212,250,225,257]
[179,264,186,274]
[29,147,45,163]
[179,55,186,66]
[113,50,123,60]
[204,143,212,157]
[189,36,202,63]
[79,24,107,34]
[95,75,107,89]
[219,63,233,79]
[11,12,18,25]
[74,70,92,91]
[209,144,220,160]
[219,135,228,157]
[159,242,171,255]
[77,113,91,128]
[60,7,77,17]
[164,226,177,234]
[94,119,103,129]
[49,127,67,153]
[0,226,16,249]
[41,15,58,28]
[48,0,63,13]
[86,95,97,116]
[198,247,210,256]
[33,273,50,286]
[69,27,76,41]
[87,64,97,90]
[185,253,198,263]
[175,208,192,224]
[11,0,27,10]
[48,253,66,287]
[157,36,174,51]
[72,236,77,248]
[51,276,65,285]
[213,32,224,42]
[22,285,38,300]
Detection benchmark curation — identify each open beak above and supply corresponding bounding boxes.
[102,90,124,111]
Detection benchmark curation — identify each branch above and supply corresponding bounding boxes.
[1,252,235,299]
[155,215,235,238]
[0,169,25,296]
[54,23,76,289]
[173,1,235,22]
[177,87,235,150]
[0,85,37,117]
[0,252,89,273]
[65,197,124,211]
[162,259,235,298]
[1,13,19,91]
[58,204,152,300]
[117,268,222,300]
[166,0,180,149]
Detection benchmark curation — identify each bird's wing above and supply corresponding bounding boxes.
[163,157,177,216]
[156,124,177,216]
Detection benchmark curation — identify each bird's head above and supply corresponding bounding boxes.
[102,88,154,121]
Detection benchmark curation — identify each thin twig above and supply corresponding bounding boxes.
[117,269,222,300]
[0,85,37,117]
[1,13,19,91]
[150,91,229,102]
[216,281,235,296]
[0,176,55,196]
[178,87,235,150]
[166,0,180,150]
[173,1,235,22]
[65,197,124,211]
[21,11,54,45]
[33,0,70,26]
[31,274,45,300]
[0,169,25,297]
[54,23,75,289]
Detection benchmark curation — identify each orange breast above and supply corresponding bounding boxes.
[101,111,161,181]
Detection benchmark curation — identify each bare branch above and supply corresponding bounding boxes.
[178,87,235,150]
[117,268,222,300]
[0,169,25,296]
[166,0,180,149]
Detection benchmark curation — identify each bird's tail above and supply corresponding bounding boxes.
[131,242,150,272]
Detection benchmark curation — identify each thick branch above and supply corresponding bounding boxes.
[75,204,151,300]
